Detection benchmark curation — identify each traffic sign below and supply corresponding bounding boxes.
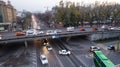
[52,34,59,39]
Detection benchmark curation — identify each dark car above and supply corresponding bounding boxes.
[107,45,115,50]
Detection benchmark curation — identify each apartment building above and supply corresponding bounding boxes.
[0,0,16,31]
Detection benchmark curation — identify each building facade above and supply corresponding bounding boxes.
[0,0,16,31]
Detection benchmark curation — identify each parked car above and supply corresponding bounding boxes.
[90,46,100,52]
[40,54,48,64]
[66,27,74,32]
[46,45,52,50]
[59,50,71,55]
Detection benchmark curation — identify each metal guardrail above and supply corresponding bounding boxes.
[0,30,120,43]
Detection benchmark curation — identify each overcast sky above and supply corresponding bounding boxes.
[3,0,120,13]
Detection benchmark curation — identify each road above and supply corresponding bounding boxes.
[0,41,37,67]
[0,27,104,40]
[61,36,95,67]
[93,40,120,65]
[0,35,120,67]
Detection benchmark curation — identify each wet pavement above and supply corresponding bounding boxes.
[0,41,37,67]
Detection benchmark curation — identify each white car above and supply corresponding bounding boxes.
[110,27,116,30]
[101,25,109,30]
[46,30,57,35]
[59,50,71,55]
[55,29,62,33]
[110,27,120,30]
[37,31,44,34]
[66,27,74,32]
[40,54,48,64]
[26,29,37,35]
[90,46,100,52]
[46,45,52,50]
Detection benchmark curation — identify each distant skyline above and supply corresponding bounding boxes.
[3,0,120,13]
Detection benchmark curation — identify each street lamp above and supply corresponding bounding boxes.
[109,16,112,26]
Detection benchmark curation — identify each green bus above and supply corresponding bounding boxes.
[93,51,115,67]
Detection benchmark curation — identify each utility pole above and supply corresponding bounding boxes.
[115,34,120,52]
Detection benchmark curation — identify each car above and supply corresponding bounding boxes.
[26,29,37,36]
[92,27,97,31]
[80,28,85,31]
[46,30,57,35]
[59,50,71,55]
[40,54,48,64]
[43,39,49,46]
[37,31,44,34]
[46,45,52,50]
[55,29,62,33]
[107,45,114,50]
[15,32,25,36]
[90,46,100,52]
[110,27,119,30]
[101,25,110,30]
[66,27,74,32]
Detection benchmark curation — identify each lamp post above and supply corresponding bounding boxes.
[109,16,112,26]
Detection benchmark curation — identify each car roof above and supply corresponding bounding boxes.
[91,46,99,48]
[41,54,46,57]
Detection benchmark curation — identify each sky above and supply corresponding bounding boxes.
[3,0,120,13]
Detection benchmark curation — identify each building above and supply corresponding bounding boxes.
[0,0,17,31]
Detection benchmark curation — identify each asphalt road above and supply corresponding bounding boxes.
[93,40,120,65]
[0,27,103,40]
[0,41,37,67]
[0,35,120,67]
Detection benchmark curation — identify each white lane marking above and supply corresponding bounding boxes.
[0,59,9,66]
[32,58,36,61]
[32,62,37,64]
[53,50,64,67]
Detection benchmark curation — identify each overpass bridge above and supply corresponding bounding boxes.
[0,29,120,44]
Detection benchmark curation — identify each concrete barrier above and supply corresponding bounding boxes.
[88,32,120,41]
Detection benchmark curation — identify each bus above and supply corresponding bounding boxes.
[93,51,115,67]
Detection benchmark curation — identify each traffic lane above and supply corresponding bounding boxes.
[51,39,76,67]
[107,51,120,65]
[33,39,43,67]
[35,39,61,67]
[0,27,105,40]
[62,38,95,67]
